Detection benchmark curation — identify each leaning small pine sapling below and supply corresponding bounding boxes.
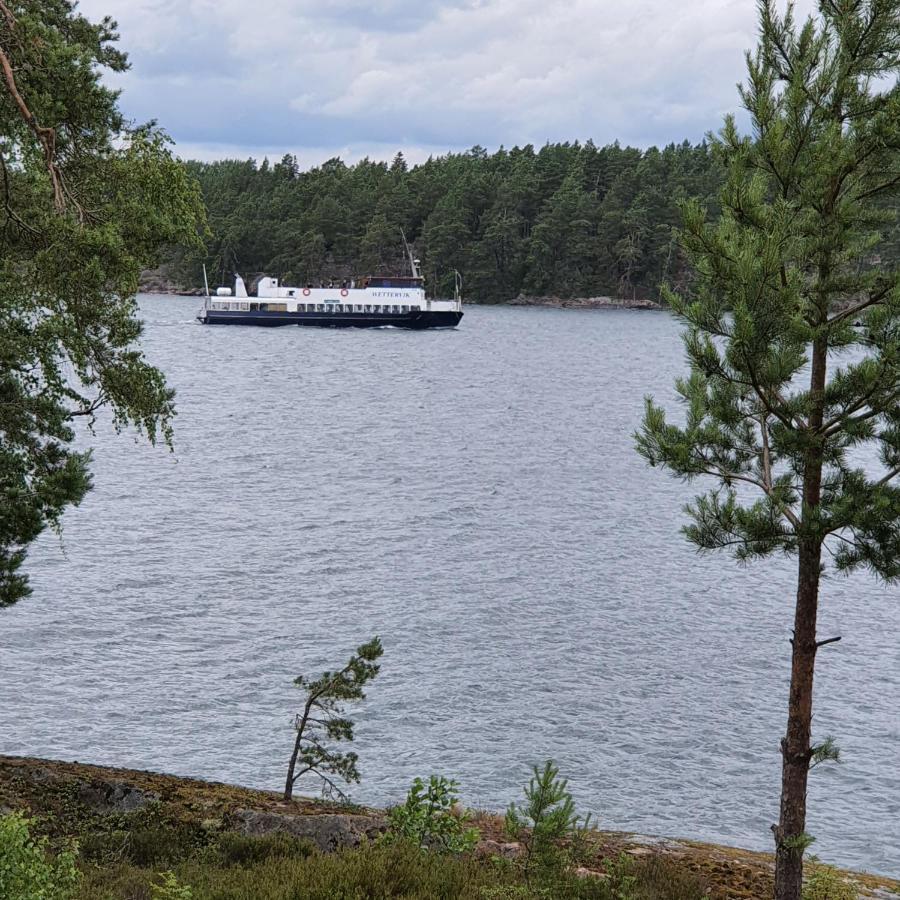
[283,636,383,801]
[505,760,591,884]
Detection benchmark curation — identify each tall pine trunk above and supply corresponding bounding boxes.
[774,335,827,900]
[774,538,821,900]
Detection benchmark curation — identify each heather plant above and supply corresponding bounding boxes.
[385,775,481,853]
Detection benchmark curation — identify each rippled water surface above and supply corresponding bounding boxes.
[3,295,898,874]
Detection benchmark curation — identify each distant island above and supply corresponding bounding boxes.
[154,141,725,305]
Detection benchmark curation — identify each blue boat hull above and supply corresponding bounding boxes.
[198,309,462,329]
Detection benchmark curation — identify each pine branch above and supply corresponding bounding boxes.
[822,387,900,437]
[0,19,65,212]
[877,464,900,487]
[693,450,802,530]
[826,286,892,327]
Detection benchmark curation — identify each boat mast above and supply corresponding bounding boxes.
[202,263,210,310]
[400,228,421,279]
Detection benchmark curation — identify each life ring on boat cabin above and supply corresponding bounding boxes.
[302,288,311,296]
[340,288,349,297]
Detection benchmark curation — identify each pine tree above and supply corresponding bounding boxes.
[637,3,900,898]
[0,1,206,606]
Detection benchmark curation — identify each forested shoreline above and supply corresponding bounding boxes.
[161,141,724,303]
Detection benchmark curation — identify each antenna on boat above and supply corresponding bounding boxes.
[454,269,462,308]
[202,263,210,310]
[400,228,421,280]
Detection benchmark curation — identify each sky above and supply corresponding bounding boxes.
[75,0,818,167]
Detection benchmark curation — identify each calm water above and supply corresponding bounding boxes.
[2,296,898,875]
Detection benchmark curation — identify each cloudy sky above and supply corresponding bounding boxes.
[76,0,817,166]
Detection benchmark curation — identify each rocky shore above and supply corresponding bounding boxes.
[2,755,897,899]
[505,293,663,310]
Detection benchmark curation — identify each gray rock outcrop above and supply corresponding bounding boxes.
[233,809,386,852]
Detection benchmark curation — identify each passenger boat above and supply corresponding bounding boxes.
[197,255,463,329]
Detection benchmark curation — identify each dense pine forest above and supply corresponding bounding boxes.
[164,141,726,302]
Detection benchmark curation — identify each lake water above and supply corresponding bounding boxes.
[2,295,898,875]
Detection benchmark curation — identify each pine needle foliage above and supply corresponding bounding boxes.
[505,760,591,886]
[283,636,383,801]
[636,2,900,898]
[0,1,207,607]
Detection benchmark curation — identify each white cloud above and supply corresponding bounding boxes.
[75,0,819,162]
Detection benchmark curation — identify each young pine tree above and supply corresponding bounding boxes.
[636,3,900,899]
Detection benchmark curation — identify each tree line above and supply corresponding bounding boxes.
[164,141,724,302]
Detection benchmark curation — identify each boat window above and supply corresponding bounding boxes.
[288,289,295,296]
[240,302,250,311]
[401,305,408,313]
[316,304,323,312]
[259,303,269,311]
[250,302,259,311]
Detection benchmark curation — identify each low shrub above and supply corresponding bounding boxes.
[0,811,81,900]
[385,775,480,853]
[617,855,708,900]
[80,822,207,867]
[803,863,858,900]
[213,831,315,867]
[151,871,194,899]
[171,840,506,899]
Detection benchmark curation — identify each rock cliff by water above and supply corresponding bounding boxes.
[2,755,897,899]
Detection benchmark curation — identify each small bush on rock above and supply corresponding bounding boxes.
[803,864,858,900]
[0,811,80,900]
[385,775,480,853]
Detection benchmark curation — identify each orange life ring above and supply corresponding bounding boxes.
[302,288,311,296]
[340,288,349,297]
